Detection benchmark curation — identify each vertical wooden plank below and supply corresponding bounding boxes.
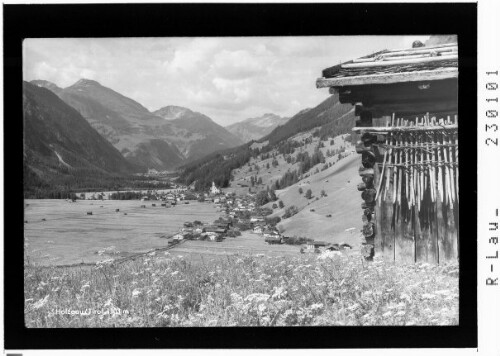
[415,187,438,263]
[372,162,382,253]
[441,201,458,262]
[414,121,437,264]
[394,129,415,264]
[436,174,446,265]
[378,143,395,261]
[437,129,458,263]
[395,191,416,264]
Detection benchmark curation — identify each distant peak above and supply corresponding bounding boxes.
[153,105,194,120]
[30,79,62,92]
[72,78,101,87]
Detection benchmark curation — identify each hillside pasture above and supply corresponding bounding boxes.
[274,153,361,245]
[227,132,354,197]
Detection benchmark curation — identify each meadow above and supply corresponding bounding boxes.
[24,199,221,266]
[24,250,459,327]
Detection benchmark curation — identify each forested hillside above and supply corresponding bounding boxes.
[177,94,355,191]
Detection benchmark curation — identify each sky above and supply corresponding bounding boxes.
[24,36,429,126]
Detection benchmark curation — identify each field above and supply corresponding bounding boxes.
[24,199,303,266]
[24,199,222,266]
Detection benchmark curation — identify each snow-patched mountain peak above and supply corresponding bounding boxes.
[153,105,192,121]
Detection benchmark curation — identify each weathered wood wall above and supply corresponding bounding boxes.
[357,114,458,264]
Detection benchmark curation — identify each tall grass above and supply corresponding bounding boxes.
[24,251,459,327]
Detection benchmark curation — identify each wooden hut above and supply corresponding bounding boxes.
[316,41,458,264]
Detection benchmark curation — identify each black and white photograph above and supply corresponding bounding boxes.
[21,34,460,328]
[2,1,484,352]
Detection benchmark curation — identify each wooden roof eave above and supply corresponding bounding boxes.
[316,67,458,89]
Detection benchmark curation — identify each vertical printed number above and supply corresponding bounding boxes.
[486,72,498,148]
[486,124,498,132]
[486,110,498,118]
[485,138,498,146]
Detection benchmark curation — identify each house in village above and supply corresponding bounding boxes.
[172,233,184,241]
[194,227,205,234]
[253,225,264,234]
[264,229,282,244]
[317,40,458,264]
[250,216,265,223]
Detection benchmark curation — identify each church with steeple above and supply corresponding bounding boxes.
[210,181,221,195]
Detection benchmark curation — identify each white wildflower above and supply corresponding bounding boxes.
[400,293,411,302]
[245,293,270,304]
[310,303,324,312]
[317,250,342,260]
[32,295,49,309]
[271,286,286,300]
[230,293,244,305]
[347,303,359,311]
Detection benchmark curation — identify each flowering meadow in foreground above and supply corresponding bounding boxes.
[24,251,459,327]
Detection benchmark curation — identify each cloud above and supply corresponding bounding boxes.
[23,36,430,126]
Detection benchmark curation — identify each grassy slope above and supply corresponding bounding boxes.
[226,132,360,245]
[275,153,360,245]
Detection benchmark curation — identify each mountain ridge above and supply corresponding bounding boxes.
[23,81,140,197]
[225,113,290,143]
[31,79,244,171]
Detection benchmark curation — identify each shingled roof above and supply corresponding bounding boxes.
[317,42,458,88]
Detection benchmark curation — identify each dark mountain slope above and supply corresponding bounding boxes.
[23,81,139,196]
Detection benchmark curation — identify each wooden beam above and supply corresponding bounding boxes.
[337,78,458,106]
[385,42,457,54]
[316,68,458,88]
[379,46,457,59]
[359,102,458,118]
[352,124,457,133]
[342,54,457,69]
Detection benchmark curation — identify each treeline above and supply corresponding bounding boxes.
[272,169,300,190]
[260,94,355,147]
[178,145,259,191]
[108,191,143,200]
[24,163,172,199]
[296,148,326,175]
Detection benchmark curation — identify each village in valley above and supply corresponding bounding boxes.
[162,181,352,252]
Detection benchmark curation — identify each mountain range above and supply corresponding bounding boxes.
[225,113,290,143]
[23,81,138,196]
[31,79,244,171]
